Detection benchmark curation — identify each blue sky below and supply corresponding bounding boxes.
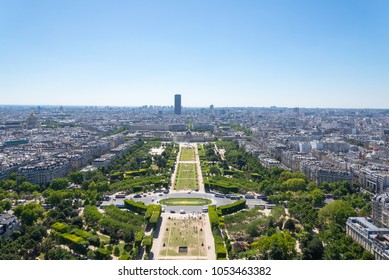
[0,0,388,108]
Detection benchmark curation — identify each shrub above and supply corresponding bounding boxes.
[135,231,144,246]
[142,236,153,252]
[51,222,69,233]
[94,247,112,260]
[148,205,162,225]
[72,229,100,247]
[217,200,246,215]
[208,205,220,229]
[214,234,227,259]
[58,233,89,254]
[124,200,148,215]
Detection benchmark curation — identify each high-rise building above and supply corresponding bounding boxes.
[174,94,181,115]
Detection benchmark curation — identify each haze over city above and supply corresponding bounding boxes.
[1,0,388,108]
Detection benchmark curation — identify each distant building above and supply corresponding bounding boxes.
[18,159,72,185]
[346,217,389,260]
[261,158,281,169]
[174,94,181,115]
[359,167,389,193]
[298,142,312,153]
[0,214,20,239]
[3,139,29,147]
[27,112,39,128]
[92,153,116,168]
[300,161,352,184]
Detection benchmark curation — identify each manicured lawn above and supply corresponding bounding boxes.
[159,198,212,206]
[174,163,198,190]
[160,216,207,258]
[180,148,196,161]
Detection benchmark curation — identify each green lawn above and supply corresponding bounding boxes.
[160,217,207,258]
[174,163,198,190]
[159,198,212,206]
[180,148,196,161]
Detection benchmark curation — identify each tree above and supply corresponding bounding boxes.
[1,179,16,190]
[0,200,12,211]
[209,166,221,176]
[251,231,297,260]
[96,182,109,193]
[88,181,97,191]
[318,200,356,230]
[30,228,43,242]
[310,189,325,207]
[16,181,35,193]
[114,246,120,257]
[50,178,69,190]
[284,219,296,232]
[45,191,62,206]
[21,209,38,226]
[302,236,324,260]
[281,178,307,191]
[94,248,112,260]
[270,206,285,224]
[69,171,84,185]
[71,216,83,228]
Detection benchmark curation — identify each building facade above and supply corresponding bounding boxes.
[0,214,20,239]
[346,217,389,260]
[372,192,389,228]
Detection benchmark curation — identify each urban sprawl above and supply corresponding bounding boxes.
[1,100,389,260]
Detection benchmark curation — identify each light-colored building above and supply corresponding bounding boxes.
[300,161,352,184]
[0,214,21,239]
[92,153,116,168]
[298,142,312,153]
[18,159,71,185]
[359,167,389,193]
[346,217,389,260]
[372,192,389,228]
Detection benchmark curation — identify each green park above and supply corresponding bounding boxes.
[179,147,196,161]
[174,163,199,190]
[159,198,212,206]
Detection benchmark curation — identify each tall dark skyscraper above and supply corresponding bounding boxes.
[174,94,181,115]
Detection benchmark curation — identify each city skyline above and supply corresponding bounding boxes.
[1,1,389,108]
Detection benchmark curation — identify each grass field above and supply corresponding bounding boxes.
[174,163,198,190]
[159,198,212,206]
[180,147,196,161]
[159,216,207,258]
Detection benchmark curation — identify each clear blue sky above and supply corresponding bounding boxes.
[0,0,388,108]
